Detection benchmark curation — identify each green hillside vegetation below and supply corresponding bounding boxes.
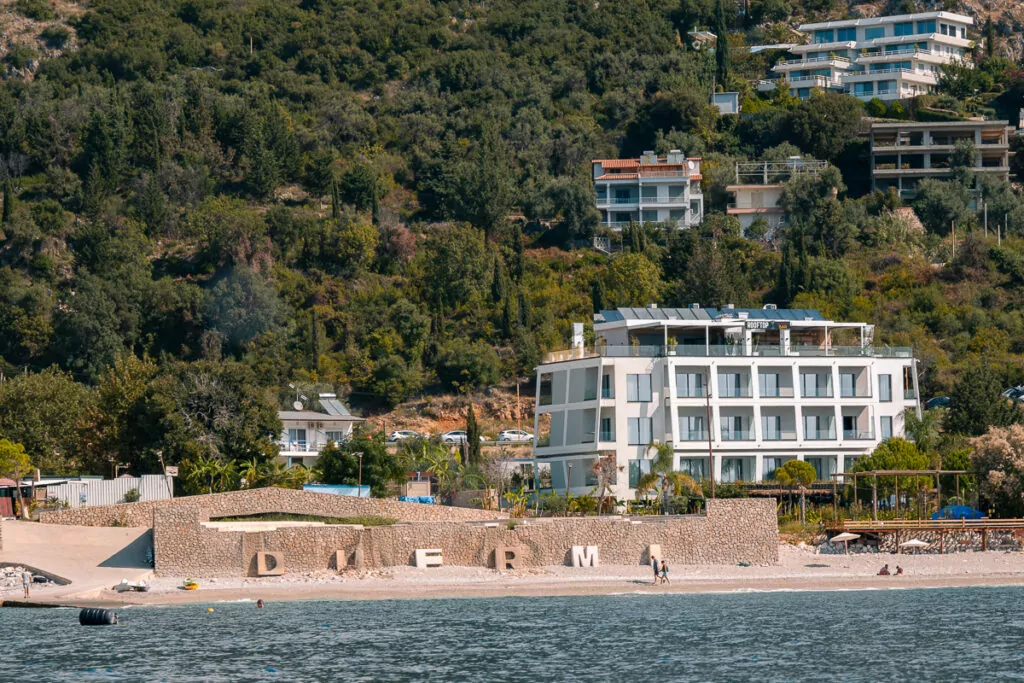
[0,0,1023,489]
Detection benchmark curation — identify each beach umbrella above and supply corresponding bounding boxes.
[899,539,929,554]
[829,532,860,554]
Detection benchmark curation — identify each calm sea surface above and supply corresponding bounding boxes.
[4,587,1024,682]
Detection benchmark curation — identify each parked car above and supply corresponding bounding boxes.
[924,396,950,410]
[1002,386,1024,402]
[387,430,421,443]
[498,429,534,442]
[440,430,485,444]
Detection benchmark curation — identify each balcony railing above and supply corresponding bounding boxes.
[904,390,917,400]
[599,430,615,442]
[278,441,329,453]
[596,197,638,206]
[805,429,837,441]
[763,430,798,441]
[843,429,876,440]
[721,429,755,441]
[840,389,872,398]
[676,387,707,398]
[801,386,834,398]
[543,344,914,363]
[680,430,709,441]
[759,387,795,398]
[583,389,597,401]
[718,387,754,398]
[775,55,851,68]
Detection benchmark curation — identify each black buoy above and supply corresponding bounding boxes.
[79,608,118,626]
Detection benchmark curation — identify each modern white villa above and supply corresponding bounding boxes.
[759,11,973,101]
[593,151,704,230]
[532,305,920,500]
[277,393,362,467]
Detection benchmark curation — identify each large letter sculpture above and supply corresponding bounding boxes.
[571,545,599,568]
[256,551,286,576]
[415,548,444,568]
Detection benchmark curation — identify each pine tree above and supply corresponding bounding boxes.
[466,404,482,467]
[714,0,730,87]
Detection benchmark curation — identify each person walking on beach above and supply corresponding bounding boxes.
[660,560,670,585]
[652,557,660,584]
[22,569,31,598]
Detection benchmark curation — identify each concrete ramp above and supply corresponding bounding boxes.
[0,520,152,603]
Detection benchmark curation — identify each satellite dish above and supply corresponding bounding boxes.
[293,400,304,410]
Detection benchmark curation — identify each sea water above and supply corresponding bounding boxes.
[4,587,1024,681]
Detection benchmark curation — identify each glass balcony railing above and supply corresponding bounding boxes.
[543,345,913,363]
[760,387,795,398]
[583,389,597,401]
[763,431,797,441]
[718,386,753,399]
[599,430,614,442]
[904,390,917,400]
[801,388,834,398]
[805,429,837,441]
[721,429,754,441]
[843,429,875,440]
[680,430,708,441]
[676,386,707,398]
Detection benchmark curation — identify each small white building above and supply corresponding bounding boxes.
[593,151,704,230]
[278,394,363,467]
[759,11,973,101]
[726,158,827,232]
[532,305,920,501]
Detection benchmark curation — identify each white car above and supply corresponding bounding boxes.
[498,429,534,443]
[387,430,421,443]
[440,430,485,444]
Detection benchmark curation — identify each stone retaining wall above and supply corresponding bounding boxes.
[153,498,778,576]
[38,487,508,528]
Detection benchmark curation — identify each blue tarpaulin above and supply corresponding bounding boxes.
[398,495,436,505]
[932,505,986,520]
[303,484,371,497]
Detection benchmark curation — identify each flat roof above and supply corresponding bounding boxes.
[596,307,828,323]
[799,11,972,31]
[870,120,1010,130]
[278,410,363,421]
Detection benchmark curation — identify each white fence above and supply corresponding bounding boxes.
[44,475,174,509]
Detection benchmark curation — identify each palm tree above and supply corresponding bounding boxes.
[238,457,262,489]
[648,442,675,514]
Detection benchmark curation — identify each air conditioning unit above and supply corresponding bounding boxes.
[689,303,701,310]
[763,303,777,311]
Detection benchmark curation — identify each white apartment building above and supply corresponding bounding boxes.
[277,394,362,467]
[726,158,827,232]
[758,11,973,101]
[593,151,704,230]
[532,305,919,501]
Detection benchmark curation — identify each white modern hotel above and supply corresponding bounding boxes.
[532,305,920,500]
[760,11,973,101]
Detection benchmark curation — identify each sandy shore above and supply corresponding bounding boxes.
[6,543,1024,608]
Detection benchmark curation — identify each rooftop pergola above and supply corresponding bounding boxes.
[829,469,971,520]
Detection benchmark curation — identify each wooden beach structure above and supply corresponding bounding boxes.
[829,469,971,520]
[829,518,1024,554]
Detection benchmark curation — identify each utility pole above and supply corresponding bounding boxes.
[355,452,364,497]
[984,200,988,238]
[705,371,715,499]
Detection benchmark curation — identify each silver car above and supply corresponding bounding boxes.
[387,430,421,443]
[498,429,534,442]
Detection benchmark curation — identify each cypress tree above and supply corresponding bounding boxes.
[1,177,12,224]
[714,0,729,87]
[985,18,995,60]
[331,175,341,222]
[591,277,606,313]
[510,223,525,284]
[466,404,482,467]
[491,255,507,305]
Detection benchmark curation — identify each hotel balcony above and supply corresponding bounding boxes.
[842,429,876,440]
[763,429,798,441]
[842,68,938,85]
[855,48,954,65]
[805,428,838,441]
[772,56,851,72]
[278,440,331,454]
[542,344,913,364]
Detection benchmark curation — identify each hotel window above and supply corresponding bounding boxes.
[836,28,856,41]
[894,22,914,37]
[722,415,745,441]
[854,82,875,96]
[677,372,704,398]
[880,416,893,440]
[626,374,652,402]
[600,417,613,442]
[814,29,834,43]
[903,367,915,399]
[960,26,966,39]
[762,415,782,440]
[627,418,653,445]
[641,210,658,223]
[641,186,658,199]
[879,374,892,402]
[325,430,347,443]
[721,458,746,483]
[864,26,885,40]
[601,374,612,399]
[678,458,706,479]
[840,373,856,398]
[680,414,706,440]
[916,20,936,34]
[764,457,783,480]
[628,458,652,488]
[288,428,307,448]
[801,372,830,398]
[760,372,780,397]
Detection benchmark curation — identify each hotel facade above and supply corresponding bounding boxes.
[759,11,973,101]
[532,306,920,500]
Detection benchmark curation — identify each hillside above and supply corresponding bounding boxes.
[0,0,1023,484]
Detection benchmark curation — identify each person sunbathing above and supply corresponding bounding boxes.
[878,564,891,576]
